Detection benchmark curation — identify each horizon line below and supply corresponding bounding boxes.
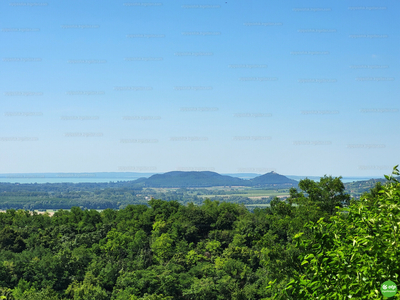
[0,171,386,179]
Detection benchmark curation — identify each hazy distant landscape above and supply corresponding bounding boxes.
[0,172,374,184]
[0,171,390,212]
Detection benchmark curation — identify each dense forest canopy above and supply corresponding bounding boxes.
[0,168,398,299]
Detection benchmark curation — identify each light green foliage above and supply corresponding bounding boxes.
[100,229,134,259]
[0,287,13,300]
[282,166,400,299]
[185,250,206,265]
[151,233,173,263]
[152,220,167,236]
[205,240,221,255]
[66,272,108,300]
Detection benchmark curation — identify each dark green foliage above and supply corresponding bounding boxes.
[0,227,26,253]
[270,166,400,299]
[0,199,277,299]
[1,171,397,299]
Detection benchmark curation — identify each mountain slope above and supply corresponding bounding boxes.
[250,171,299,187]
[141,171,246,187]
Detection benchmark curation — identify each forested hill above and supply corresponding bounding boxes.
[139,171,246,187]
[136,171,298,188]
[249,171,299,186]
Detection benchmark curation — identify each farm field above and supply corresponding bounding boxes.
[197,188,290,199]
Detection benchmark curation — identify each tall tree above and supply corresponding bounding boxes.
[278,166,400,299]
[288,175,350,215]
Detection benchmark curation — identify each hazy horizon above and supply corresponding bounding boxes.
[0,171,384,185]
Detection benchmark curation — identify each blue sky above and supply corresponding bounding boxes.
[0,0,399,177]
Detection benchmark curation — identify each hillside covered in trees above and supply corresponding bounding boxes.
[137,171,298,188]
[0,168,399,299]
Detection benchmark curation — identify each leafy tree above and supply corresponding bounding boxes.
[288,175,350,215]
[151,233,173,264]
[0,227,26,253]
[182,277,218,300]
[14,286,62,300]
[100,229,134,259]
[277,166,400,299]
[66,272,108,300]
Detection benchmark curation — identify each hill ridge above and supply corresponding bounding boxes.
[135,171,298,188]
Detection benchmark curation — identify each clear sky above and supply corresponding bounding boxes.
[0,0,399,177]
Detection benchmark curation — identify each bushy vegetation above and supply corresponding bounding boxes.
[277,167,400,299]
[0,169,398,299]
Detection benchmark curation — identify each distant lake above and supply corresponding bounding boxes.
[0,172,153,184]
[0,177,143,184]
